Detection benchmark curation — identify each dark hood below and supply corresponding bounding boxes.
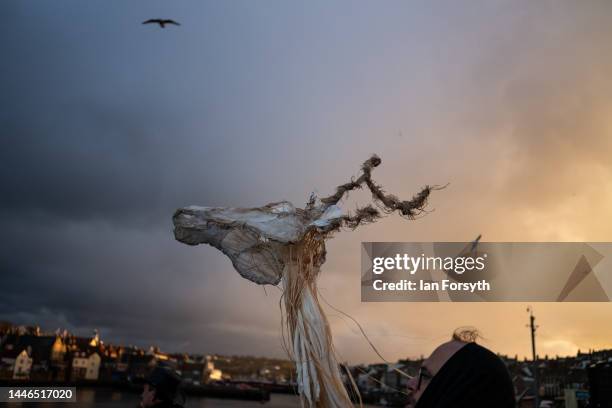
[416,342,515,408]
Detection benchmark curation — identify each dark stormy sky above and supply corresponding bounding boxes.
[2,1,612,363]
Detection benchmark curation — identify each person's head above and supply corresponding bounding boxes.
[140,366,183,408]
[406,328,515,408]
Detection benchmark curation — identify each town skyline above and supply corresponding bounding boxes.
[1,318,607,366]
[2,320,609,406]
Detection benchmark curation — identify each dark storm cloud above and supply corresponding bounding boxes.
[0,0,293,354]
[0,209,286,353]
[2,104,167,222]
[1,2,190,224]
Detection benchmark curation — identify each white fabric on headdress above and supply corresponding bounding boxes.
[173,155,441,407]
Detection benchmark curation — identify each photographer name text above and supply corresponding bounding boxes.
[372,279,491,293]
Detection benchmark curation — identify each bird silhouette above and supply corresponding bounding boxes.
[142,19,180,28]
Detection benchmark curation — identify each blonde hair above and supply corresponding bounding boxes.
[452,327,482,343]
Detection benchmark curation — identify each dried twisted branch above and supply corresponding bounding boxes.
[318,154,447,229]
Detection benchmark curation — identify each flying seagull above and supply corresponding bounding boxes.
[142,19,180,28]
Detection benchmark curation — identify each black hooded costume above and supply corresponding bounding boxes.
[416,342,515,408]
[145,366,185,408]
